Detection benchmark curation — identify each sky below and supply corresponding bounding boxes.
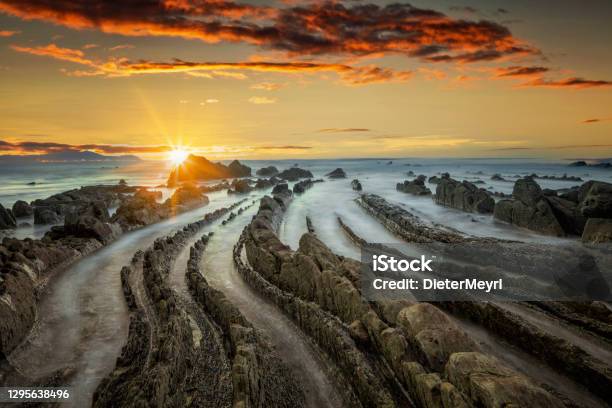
[0,0,611,160]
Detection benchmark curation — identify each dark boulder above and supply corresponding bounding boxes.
[326,168,346,179]
[582,218,612,243]
[293,179,313,194]
[491,174,507,181]
[277,168,314,182]
[229,179,253,194]
[272,183,290,195]
[351,179,362,191]
[64,201,119,244]
[228,160,252,177]
[397,176,431,196]
[0,204,17,229]
[12,200,33,218]
[33,207,61,225]
[256,166,279,176]
[493,178,565,236]
[578,181,612,218]
[434,178,494,213]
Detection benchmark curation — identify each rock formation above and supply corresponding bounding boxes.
[11,200,32,218]
[256,166,279,176]
[434,176,494,213]
[167,154,251,186]
[326,168,346,178]
[0,204,16,229]
[277,167,313,181]
[397,175,431,196]
[494,177,612,239]
[351,179,362,191]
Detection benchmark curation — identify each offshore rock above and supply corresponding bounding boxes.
[351,179,362,191]
[435,177,494,213]
[277,167,313,181]
[256,166,279,176]
[11,201,33,218]
[326,168,347,178]
[167,154,251,186]
[397,176,431,196]
[0,204,16,230]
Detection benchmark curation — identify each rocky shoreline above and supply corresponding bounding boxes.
[0,181,211,375]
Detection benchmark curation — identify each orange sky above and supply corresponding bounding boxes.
[0,0,611,160]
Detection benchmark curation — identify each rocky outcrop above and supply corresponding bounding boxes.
[351,179,362,191]
[228,179,252,194]
[531,173,582,182]
[494,177,565,236]
[11,200,32,218]
[494,178,612,237]
[167,154,251,186]
[434,176,494,213]
[228,159,251,177]
[256,166,279,176]
[33,207,61,225]
[272,183,290,195]
[569,160,612,169]
[582,218,612,243]
[397,176,431,196]
[277,167,313,181]
[61,201,121,244]
[326,168,346,178]
[293,179,313,194]
[239,192,564,408]
[491,173,507,181]
[0,204,16,229]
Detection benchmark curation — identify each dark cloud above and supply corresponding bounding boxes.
[317,128,371,133]
[0,139,172,154]
[495,66,549,78]
[522,77,612,89]
[0,0,536,62]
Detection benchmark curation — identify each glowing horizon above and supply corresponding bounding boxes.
[0,0,611,160]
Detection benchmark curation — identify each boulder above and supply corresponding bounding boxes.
[12,200,33,218]
[493,178,566,236]
[167,183,209,207]
[326,168,346,179]
[272,183,290,195]
[445,352,561,407]
[64,202,119,244]
[293,179,313,194]
[434,178,494,213]
[277,168,314,182]
[0,204,17,229]
[256,166,279,176]
[513,177,542,206]
[397,176,431,196]
[230,179,252,194]
[228,160,252,177]
[491,173,506,181]
[578,180,612,218]
[167,154,251,185]
[546,195,586,235]
[582,218,612,243]
[351,179,363,191]
[33,207,61,225]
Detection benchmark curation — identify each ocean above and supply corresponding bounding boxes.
[2,157,610,242]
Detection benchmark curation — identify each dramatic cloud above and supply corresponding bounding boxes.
[317,128,371,133]
[248,96,276,104]
[0,29,19,37]
[495,66,549,78]
[522,77,612,89]
[0,0,536,63]
[0,139,173,154]
[11,43,413,85]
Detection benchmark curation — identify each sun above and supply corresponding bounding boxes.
[168,149,189,165]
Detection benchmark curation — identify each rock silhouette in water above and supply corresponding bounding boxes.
[326,168,346,178]
[167,154,251,186]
